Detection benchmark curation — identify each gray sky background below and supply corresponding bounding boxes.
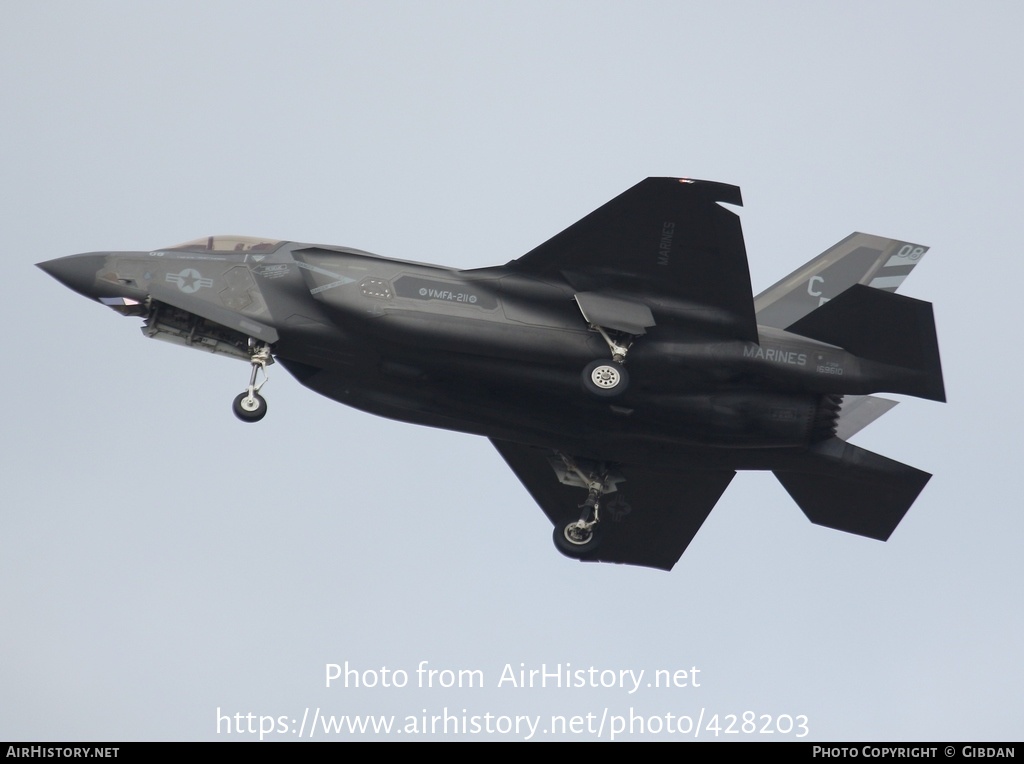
[2,1,1021,741]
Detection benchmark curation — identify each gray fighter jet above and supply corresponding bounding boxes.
[38,178,945,571]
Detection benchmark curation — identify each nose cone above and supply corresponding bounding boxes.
[37,253,109,299]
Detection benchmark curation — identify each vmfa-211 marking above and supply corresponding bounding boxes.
[38,178,945,571]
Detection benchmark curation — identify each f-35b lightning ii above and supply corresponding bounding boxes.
[38,178,945,570]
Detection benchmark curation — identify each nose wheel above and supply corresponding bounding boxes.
[233,341,273,423]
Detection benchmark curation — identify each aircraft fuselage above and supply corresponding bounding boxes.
[44,241,887,469]
[38,178,944,570]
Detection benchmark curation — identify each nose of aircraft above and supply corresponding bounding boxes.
[37,253,109,299]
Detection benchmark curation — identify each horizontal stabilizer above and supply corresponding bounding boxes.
[786,284,945,402]
[774,438,931,541]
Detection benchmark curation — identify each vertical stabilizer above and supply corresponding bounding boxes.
[755,233,928,329]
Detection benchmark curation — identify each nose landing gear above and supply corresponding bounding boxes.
[233,341,273,423]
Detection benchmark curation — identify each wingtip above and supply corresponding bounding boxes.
[663,177,743,206]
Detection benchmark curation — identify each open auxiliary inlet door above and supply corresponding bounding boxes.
[574,292,655,397]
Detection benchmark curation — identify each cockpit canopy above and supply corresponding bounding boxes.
[163,235,285,253]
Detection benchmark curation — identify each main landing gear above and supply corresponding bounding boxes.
[573,292,653,400]
[233,340,273,423]
[551,454,618,559]
[581,323,633,398]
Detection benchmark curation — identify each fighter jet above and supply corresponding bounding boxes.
[38,178,944,571]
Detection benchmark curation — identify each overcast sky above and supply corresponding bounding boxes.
[2,1,1022,741]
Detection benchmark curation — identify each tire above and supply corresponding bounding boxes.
[552,522,603,559]
[582,360,629,397]
[232,392,267,423]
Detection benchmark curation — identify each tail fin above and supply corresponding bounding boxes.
[774,438,931,541]
[755,233,928,329]
[786,284,946,402]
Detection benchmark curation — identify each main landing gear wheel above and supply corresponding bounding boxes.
[233,391,267,423]
[582,360,629,397]
[550,453,615,560]
[553,521,603,558]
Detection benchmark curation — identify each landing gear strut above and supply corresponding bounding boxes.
[551,454,617,559]
[233,340,272,423]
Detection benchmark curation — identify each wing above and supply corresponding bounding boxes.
[754,233,928,329]
[507,177,758,342]
[492,439,734,571]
